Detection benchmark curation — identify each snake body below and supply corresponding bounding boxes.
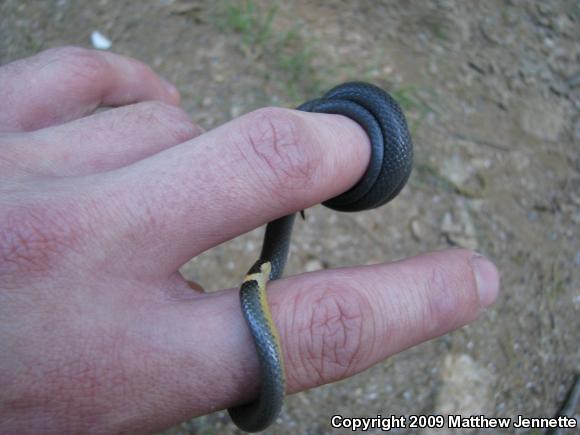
[228,82,413,432]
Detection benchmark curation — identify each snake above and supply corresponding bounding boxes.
[227,82,413,432]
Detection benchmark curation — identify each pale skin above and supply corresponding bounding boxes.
[0,47,500,434]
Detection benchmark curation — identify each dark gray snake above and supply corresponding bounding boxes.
[227,82,413,432]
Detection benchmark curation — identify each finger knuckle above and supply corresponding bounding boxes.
[420,254,478,335]
[129,101,198,143]
[239,107,321,199]
[286,281,373,387]
[47,46,111,86]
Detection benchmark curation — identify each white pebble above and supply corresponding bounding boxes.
[91,31,112,50]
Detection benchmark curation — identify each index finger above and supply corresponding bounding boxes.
[132,249,499,429]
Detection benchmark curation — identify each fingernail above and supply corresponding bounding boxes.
[161,78,180,101]
[470,254,500,308]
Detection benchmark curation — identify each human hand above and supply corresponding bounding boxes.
[0,47,500,433]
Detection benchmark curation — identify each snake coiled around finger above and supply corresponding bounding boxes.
[227,82,413,432]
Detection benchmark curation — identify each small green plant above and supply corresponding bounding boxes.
[388,85,435,135]
[23,31,42,53]
[389,86,421,111]
[412,160,457,193]
[213,0,324,103]
[213,0,429,118]
[220,0,279,57]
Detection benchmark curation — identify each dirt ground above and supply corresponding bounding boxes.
[1,0,579,434]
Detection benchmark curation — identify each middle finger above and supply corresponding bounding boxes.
[90,107,371,277]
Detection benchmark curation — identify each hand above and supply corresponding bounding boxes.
[0,47,500,433]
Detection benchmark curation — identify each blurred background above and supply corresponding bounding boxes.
[1,0,578,433]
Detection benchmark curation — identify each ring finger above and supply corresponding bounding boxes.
[1,101,204,177]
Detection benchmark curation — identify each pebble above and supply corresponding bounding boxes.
[441,154,472,187]
[441,208,479,250]
[409,217,426,242]
[519,97,565,141]
[90,31,112,50]
[305,259,323,272]
[435,354,494,416]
